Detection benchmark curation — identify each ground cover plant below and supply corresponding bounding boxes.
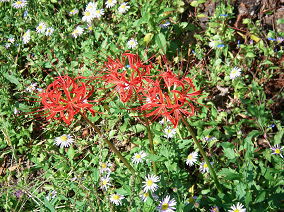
[0,0,283,211]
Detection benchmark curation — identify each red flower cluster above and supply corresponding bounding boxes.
[102,53,202,128]
[37,76,96,125]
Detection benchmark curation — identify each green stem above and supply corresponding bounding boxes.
[80,112,136,176]
[144,118,157,174]
[181,115,222,193]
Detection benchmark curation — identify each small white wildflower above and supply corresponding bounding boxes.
[8,37,15,43]
[163,126,176,139]
[140,191,150,202]
[12,0,27,8]
[118,2,130,14]
[186,152,198,166]
[86,2,97,12]
[100,175,111,190]
[54,134,74,148]
[199,161,211,174]
[143,174,160,193]
[45,27,54,36]
[157,195,177,212]
[22,30,31,44]
[36,22,46,33]
[82,10,94,22]
[86,24,93,31]
[93,9,104,19]
[46,190,57,201]
[26,83,37,92]
[69,8,78,15]
[132,151,147,165]
[109,193,124,206]
[228,202,246,212]
[71,26,84,38]
[127,38,138,49]
[270,144,283,158]
[230,67,242,80]
[99,162,112,173]
[105,0,117,8]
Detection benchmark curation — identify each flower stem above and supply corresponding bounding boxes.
[144,118,157,174]
[181,115,222,192]
[80,112,136,176]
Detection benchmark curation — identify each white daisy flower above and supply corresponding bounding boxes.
[71,26,84,38]
[82,10,94,23]
[140,191,150,202]
[36,22,46,33]
[186,152,198,166]
[12,0,27,8]
[118,2,130,14]
[132,151,147,164]
[99,162,112,173]
[100,175,111,190]
[54,134,74,148]
[86,24,93,31]
[8,37,15,43]
[228,202,246,212]
[46,190,57,201]
[86,2,97,12]
[163,126,176,139]
[143,174,160,193]
[26,83,37,92]
[157,195,177,212]
[199,161,211,174]
[230,67,242,80]
[93,9,104,18]
[69,8,78,15]
[105,0,117,8]
[271,144,283,158]
[22,29,31,44]
[109,193,124,206]
[127,38,138,49]
[45,27,54,36]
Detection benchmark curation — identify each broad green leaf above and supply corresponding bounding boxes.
[155,33,167,54]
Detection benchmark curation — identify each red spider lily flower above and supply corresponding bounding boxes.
[139,73,202,128]
[102,53,153,102]
[35,75,96,125]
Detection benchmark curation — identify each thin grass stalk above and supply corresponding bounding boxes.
[181,115,222,192]
[79,112,136,176]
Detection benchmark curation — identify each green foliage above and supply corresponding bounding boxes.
[0,0,283,211]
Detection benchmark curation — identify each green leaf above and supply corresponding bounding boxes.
[43,197,56,212]
[190,1,199,7]
[67,146,75,160]
[219,168,241,180]
[155,33,167,54]
[2,73,20,85]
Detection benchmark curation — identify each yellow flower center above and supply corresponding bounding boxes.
[73,29,78,34]
[60,135,68,141]
[113,194,120,200]
[161,203,169,210]
[85,11,90,16]
[121,5,125,9]
[102,180,107,185]
[203,163,208,168]
[187,154,193,160]
[146,180,153,186]
[233,210,240,212]
[39,26,43,29]
[16,1,22,5]
[275,149,280,154]
[108,0,112,3]
[135,154,141,159]
[143,192,149,197]
[101,163,107,169]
